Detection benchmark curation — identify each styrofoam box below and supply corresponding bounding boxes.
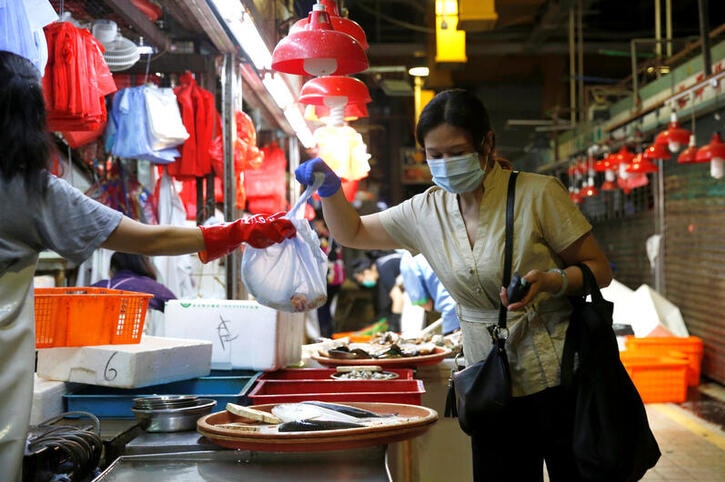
[31,374,81,425]
[164,299,304,371]
[36,335,212,388]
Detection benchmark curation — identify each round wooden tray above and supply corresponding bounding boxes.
[311,346,452,368]
[197,402,438,452]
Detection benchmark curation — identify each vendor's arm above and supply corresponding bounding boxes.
[102,217,205,256]
[102,213,295,262]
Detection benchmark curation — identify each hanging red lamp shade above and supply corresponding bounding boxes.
[569,188,582,204]
[289,0,369,50]
[298,75,371,107]
[695,132,725,179]
[654,113,691,152]
[600,179,618,191]
[593,153,616,172]
[271,4,368,76]
[626,153,659,173]
[612,146,635,165]
[582,182,599,197]
[642,142,672,161]
[677,135,699,164]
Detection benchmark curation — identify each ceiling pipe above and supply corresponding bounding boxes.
[698,0,712,76]
[569,5,576,127]
[666,0,672,58]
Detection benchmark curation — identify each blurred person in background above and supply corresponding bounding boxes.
[91,252,177,312]
[351,251,403,332]
[398,251,460,335]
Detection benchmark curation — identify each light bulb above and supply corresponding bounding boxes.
[303,58,338,76]
[668,141,682,152]
[711,158,724,179]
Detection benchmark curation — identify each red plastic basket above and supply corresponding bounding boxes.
[34,287,151,348]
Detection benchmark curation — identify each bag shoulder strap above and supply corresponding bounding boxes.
[498,171,519,328]
[575,262,604,303]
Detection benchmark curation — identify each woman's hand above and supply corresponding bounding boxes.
[499,269,564,311]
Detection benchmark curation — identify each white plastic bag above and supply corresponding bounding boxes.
[143,85,190,150]
[241,177,328,312]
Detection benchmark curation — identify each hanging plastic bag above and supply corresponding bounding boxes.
[241,175,328,312]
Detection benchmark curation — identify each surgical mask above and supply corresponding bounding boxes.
[427,152,485,193]
[361,279,376,288]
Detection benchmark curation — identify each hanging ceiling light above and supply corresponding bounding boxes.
[626,152,659,173]
[594,152,619,191]
[298,75,371,108]
[695,132,725,179]
[612,146,636,165]
[271,3,368,77]
[642,143,672,161]
[654,112,691,152]
[298,75,371,124]
[677,135,699,164]
[289,0,368,50]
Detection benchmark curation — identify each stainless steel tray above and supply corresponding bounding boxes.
[93,448,391,481]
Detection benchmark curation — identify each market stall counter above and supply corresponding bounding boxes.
[96,447,391,481]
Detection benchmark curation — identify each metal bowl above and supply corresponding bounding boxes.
[132,398,216,432]
[133,395,200,410]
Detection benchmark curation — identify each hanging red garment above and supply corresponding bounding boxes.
[209,110,266,208]
[244,141,288,215]
[43,22,116,132]
[167,72,216,180]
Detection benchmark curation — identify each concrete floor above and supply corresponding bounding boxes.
[639,383,725,481]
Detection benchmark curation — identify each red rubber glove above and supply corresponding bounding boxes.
[198,212,296,263]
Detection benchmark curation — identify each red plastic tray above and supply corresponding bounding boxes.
[258,368,415,381]
[248,379,425,405]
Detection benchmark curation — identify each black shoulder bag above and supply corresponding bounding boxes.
[444,171,518,436]
[561,263,661,481]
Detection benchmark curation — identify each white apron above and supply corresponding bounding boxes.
[0,265,37,482]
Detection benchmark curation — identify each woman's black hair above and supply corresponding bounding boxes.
[415,89,493,153]
[0,50,53,193]
[109,252,158,280]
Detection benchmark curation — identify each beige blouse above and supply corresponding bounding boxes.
[379,162,592,396]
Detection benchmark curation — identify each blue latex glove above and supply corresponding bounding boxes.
[295,158,341,197]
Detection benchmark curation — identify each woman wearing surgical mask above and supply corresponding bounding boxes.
[295,88,612,482]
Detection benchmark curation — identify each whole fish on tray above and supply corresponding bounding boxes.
[220,401,405,433]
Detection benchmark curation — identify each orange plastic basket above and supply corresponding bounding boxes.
[620,352,689,404]
[624,336,703,386]
[34,287,152,348]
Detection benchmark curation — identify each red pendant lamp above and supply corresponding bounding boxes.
[594,152,620,191]
[289,0,368,50]
[654,113,691,152]
[271,3,368,76]
[642,142,672,161]
[626,152,659,173]
[612,146,636,165]
[695,132,725,179]
[677,135,699,164]
[299,75,371,125]
[298,75,371,107]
